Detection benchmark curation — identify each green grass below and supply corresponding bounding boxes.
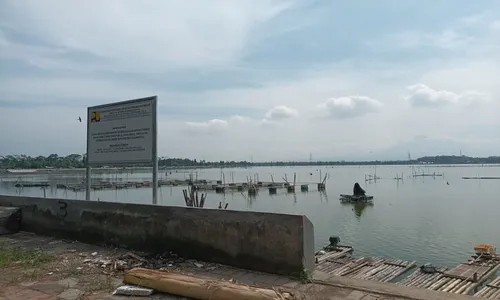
[86,276,115,292]
[0,247,55,268]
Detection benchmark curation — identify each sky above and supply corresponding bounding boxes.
[1,0,499,161]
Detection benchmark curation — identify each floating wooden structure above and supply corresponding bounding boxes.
[474,276,500,298]
[282,173,297,193]
[463,176,500,180]
[412,172,443,177]
[364,174,381,182]
[48,174,329,195]
[398,245,500,296]
[315,245,415,283]
[317,171,328,191]
[316,239,500,296]
[339,194,374,203]
[14,181,50,188]
[393,173,404,181]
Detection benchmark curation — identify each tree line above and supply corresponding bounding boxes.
[0,154,499,169]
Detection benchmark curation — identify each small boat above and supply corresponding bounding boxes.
[339,194,374,202]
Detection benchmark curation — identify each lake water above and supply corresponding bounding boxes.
[1,165,499,268]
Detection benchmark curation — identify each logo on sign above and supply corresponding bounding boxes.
[90,111,101,123]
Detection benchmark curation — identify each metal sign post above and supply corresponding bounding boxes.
[85,96,158,204]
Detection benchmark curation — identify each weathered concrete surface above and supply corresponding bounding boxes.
[0,195,314,275]
[0,206,21,235]
[0,232,434,300]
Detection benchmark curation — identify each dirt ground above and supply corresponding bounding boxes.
[0,232,410,300]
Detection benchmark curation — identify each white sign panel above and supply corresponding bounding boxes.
[86,96,157,166]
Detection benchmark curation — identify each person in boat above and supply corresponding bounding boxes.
[353,182,366,196]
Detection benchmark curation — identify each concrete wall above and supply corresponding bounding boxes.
[0,195,314,276]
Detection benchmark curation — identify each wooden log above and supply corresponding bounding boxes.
[486,288,498,299]
[464,263,500,295]
[451,280,468,293]
[422,274,443,289]
[442,279,462,292]
[429,277,450,291]
[411,273,433,288]
[0,206,21,235]
[489,288,500,299]
[331,257,364,276]
[474,286,489,298]
[487,276,500,288]
[455,282,472,294]
[404,273,422,286]
[482,288,497,299]
[361,264,388,280]
[124,268,294,300]
[317,248,350,263]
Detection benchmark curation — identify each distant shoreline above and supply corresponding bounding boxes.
[1,154,500,173]
[1,162,500,175]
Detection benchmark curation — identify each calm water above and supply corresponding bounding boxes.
[1,165,499,268]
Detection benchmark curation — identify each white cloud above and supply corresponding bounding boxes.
[0,0,297,72]
[490,20,500,31]
[381,29,471,50]
[264,105,298,120]
[317,96,383,119]
[228,115,252,124]
[185,119,228,134]
[405,84,487,107]
[1,3,500,161]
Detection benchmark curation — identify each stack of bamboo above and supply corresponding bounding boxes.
[398,267,448,289]
[430,278,474,294]
[474,276,500,299]
[182,185,207,208]
[316,255,415,283]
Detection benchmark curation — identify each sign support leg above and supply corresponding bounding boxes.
[85,165,91,200]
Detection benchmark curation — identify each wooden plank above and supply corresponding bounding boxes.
[445,264,492,280]
[124,268,294,300]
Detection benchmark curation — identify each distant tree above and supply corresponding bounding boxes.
[1,153,499,170]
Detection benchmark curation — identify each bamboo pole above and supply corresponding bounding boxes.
[464,264,500,295]
[482,288,497,298]
[124,268,294,300]
[489,288,500,299]
[429,277,450,290]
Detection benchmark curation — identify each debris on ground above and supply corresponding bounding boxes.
[113,285,154,297]
[80,250,220,275]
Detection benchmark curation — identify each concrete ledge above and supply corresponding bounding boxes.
[313,270,477,300]
[0,206,21,235]
[0,195,315,276]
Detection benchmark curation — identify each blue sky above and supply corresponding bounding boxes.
[1,0,499,161]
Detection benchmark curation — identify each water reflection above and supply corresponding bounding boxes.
[341,202,374,219]
[319,191,328,203]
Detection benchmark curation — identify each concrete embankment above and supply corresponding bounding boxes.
[0,195,315,276]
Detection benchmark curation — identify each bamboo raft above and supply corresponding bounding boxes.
[397,266,450,289]
[398,257,500,296]
[315,248,415,283]
[339,194,374,203]
[54,179,325,193]
[463,177,500,180]
[474,276,500,299]
[14,181,50,187]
